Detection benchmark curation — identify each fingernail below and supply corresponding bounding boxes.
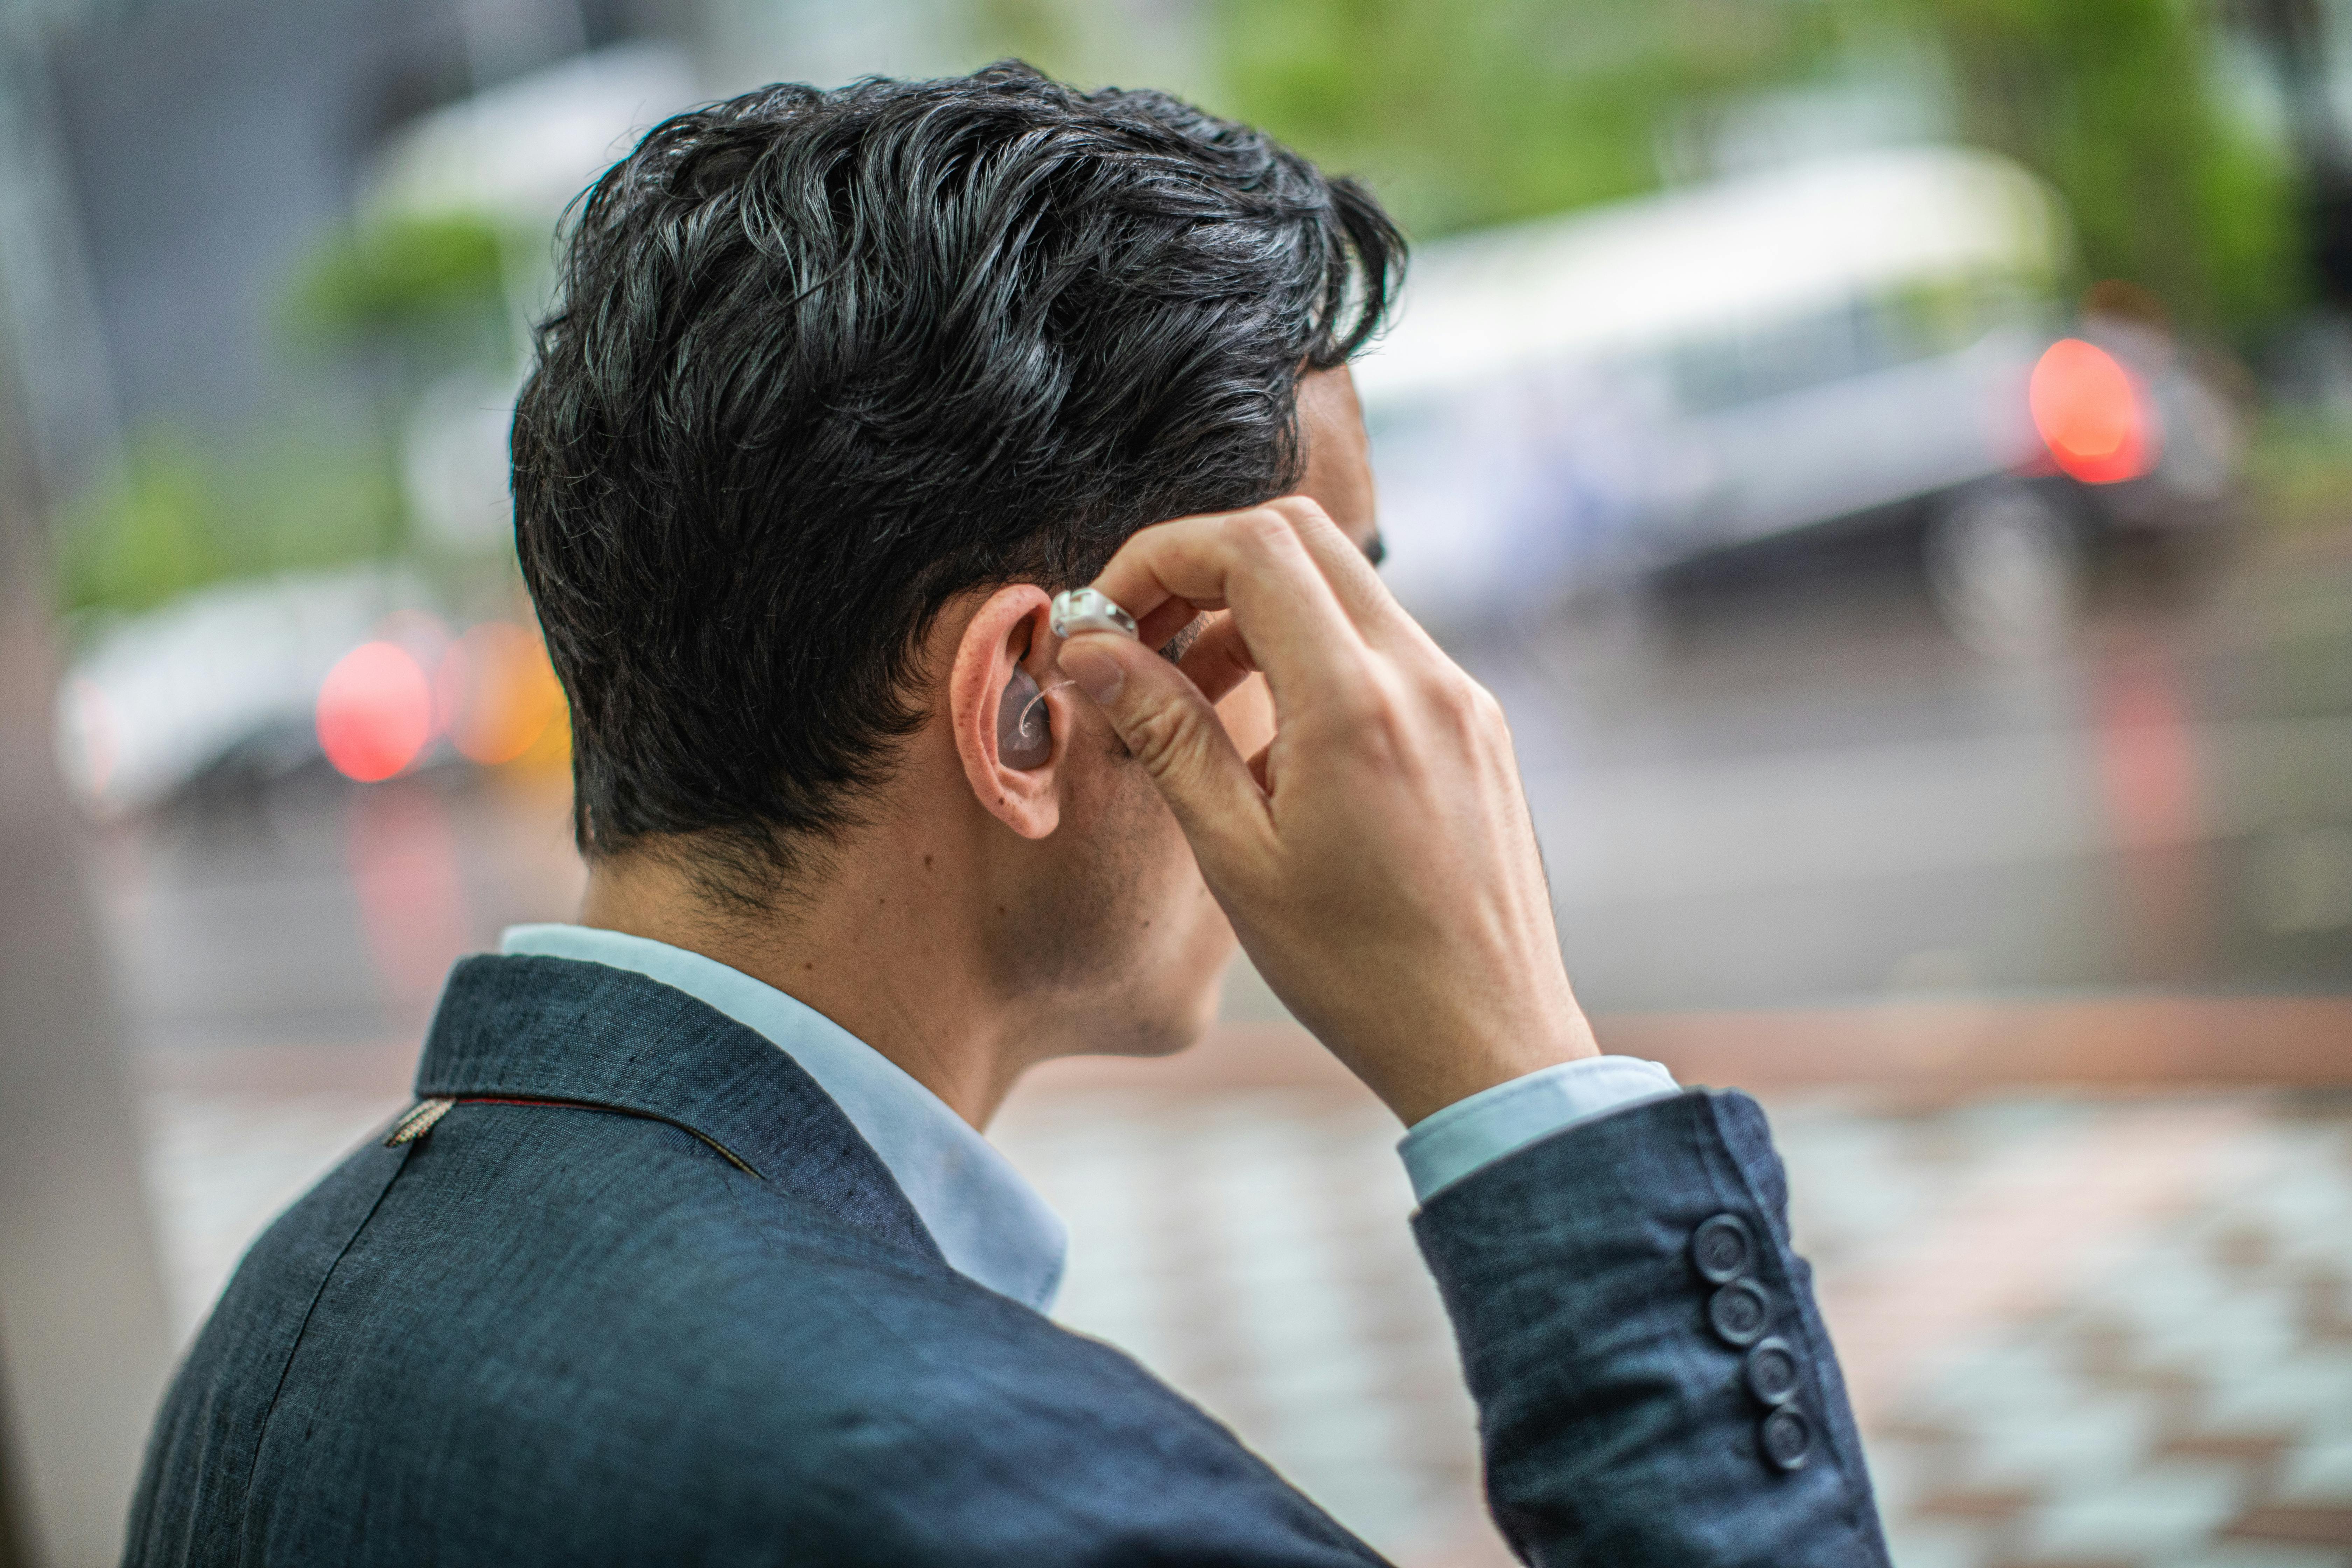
[1058,641,1125,705]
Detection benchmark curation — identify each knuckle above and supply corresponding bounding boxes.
[1266,494,1332,534]
[1122,692,1202,778]
[1460,677,1506,725]
[1328,679,1389,733]
[1230,507,1294,558]
[1338,675,1412,761]
[1419,666,1497,722]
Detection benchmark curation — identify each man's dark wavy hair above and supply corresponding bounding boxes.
[512,62,1405,910]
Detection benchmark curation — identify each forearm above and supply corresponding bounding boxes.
[1063,510,1888,1561]
[1412,1090,1890,1568]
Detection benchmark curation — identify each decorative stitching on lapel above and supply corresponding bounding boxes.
[384,1098,456,1146]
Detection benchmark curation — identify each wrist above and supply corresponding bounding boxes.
[1377,1012,1599,1128]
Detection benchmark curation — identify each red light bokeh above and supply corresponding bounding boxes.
[317,642,433,782]
[2029,338,2157,485]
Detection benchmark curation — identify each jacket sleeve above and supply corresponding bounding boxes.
[1411,1087,1891,1567]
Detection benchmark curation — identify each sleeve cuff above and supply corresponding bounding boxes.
[1398,1055,1682,1203]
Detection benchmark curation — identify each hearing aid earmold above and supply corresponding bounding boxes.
[1049,588,1138,641]
[998,668,1076,771]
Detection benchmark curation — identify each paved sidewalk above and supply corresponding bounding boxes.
[140,1085,2352,1567]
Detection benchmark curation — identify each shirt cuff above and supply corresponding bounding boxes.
[1398,1056,1682,1203]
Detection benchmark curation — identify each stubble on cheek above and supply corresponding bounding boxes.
[1005,732,1182,992]
[1004,658,1254,1048]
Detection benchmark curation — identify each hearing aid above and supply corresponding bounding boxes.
[1002,590,1136,769]
[1049,588,1138,641]
[997,668,1055,770]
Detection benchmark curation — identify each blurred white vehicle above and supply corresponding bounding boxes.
[56,566,440,815]
[1354,146,2243,649]
[56,566,563,816]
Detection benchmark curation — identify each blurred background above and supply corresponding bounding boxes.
[1,0,2350,1563]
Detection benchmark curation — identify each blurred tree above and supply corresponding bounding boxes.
[54,436,221,613]
[1872,0,2300,334]
[52,215,502,616]
[1208,0,2300,339]
[57,430,405,616]
[2228,0,2352,306]
[287,213,511,372]
[1210,0,1850,237]
[973,0,1070,64]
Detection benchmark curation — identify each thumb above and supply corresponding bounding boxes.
[1057,631,1264,855]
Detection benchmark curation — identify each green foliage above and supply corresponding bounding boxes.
[1210,0,1848,238]
[972,0,1072,65]
[59,180,511,617]
[57,429,406,615]
[1205,0,2300,338]
[1891,0,2301,335]
[56,438,223,614]
[286,214,509,358]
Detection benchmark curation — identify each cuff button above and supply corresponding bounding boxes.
[1707,1278,1771,1347]
[1744,1336,1801,1405]
[1691,1213,1756,1284]
[1760,1405,1813,1471]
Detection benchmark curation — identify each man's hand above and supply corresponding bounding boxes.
[1054,497,1597,1127]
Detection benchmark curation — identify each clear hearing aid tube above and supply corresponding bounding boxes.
[1020,679,1075,741]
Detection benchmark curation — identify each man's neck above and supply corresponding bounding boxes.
[576,822,1039,1130]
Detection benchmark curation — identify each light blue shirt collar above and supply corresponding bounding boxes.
[498,923,1067,1312]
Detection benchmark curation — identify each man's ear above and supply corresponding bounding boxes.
[947,585,1063,839]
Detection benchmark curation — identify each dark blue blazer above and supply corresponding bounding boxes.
[127,954,1890,1565]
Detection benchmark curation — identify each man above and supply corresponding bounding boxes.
[127,65,1890,1565]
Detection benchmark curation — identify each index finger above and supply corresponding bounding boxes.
[1081,505,1368,708]
[1278,498,1420,650]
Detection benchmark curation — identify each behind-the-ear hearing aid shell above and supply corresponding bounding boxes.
[1050,588,1138,641]
[997,668,1052,770]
